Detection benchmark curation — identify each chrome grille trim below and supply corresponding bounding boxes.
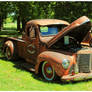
[77,54,92,73]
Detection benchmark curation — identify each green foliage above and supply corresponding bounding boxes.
[1,2,92,32]
[0,2,11,19]
[9,2,92,22]
[4,17,13,23]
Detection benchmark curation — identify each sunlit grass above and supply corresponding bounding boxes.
[0,22,21,37]
[0,56,92,91]
[3,22,17,31]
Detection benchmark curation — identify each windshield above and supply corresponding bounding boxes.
[40,26,58,36]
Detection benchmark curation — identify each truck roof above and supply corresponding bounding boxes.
[26,19,70,26]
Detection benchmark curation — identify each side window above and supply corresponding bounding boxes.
[28,26,36,38]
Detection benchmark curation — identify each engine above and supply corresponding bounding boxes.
[50,35,82,53]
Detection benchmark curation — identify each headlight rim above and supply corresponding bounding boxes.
[62,59,70,70]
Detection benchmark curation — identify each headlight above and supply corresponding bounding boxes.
[62,59,70,69]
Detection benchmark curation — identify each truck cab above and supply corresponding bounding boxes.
[20,19,69,65]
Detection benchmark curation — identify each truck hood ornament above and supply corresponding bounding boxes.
[47,16,91,48]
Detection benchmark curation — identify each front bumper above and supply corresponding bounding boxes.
[61,72,92,81]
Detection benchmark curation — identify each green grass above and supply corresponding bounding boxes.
[1,55,92,91]
[3,22,17,31]
[0,30,21,38]
[0,22,21,37]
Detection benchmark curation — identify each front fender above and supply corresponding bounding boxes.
[35,51,75,77]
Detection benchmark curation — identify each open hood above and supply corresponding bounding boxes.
[47,16,91,47]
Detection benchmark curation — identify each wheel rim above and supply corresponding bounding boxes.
[6,47,12,60]
[42,61,55,81]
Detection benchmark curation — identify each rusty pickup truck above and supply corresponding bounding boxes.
[0,16,92,81]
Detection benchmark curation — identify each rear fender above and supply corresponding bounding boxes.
[4,40,14,55]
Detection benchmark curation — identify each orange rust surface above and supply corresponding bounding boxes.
[4,40,14,56]
[27,19,70,26]
[81,31,92,46]
[35,51,75,76]
[61,72,92,81]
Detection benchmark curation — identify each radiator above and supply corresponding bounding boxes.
[77,54,92,73]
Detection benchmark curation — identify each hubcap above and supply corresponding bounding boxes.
[46,67,52,74]
[42,61,55,81]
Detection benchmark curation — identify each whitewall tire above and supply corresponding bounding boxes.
[42,61,55,81]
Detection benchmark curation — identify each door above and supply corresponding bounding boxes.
[25,25,39,64]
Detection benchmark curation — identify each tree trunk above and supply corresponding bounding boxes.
[0,16,2,31]
[17,15,21,32]
[1,18,3,30]
[21,18,26,32]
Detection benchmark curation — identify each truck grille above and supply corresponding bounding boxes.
[77,54,92,73]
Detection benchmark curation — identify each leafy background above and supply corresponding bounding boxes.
[0,2,92,32]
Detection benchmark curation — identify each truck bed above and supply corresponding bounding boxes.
[0,36,24,42]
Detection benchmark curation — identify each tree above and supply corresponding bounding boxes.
[1,2,92,32]
[0,2,12,31]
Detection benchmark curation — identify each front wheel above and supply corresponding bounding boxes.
[42,61,56,81]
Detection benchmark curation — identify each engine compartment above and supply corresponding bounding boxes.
[50,35,83,53]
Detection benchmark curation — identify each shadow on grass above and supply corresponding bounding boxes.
[0,56,26,72]
[1,55,92,85]
[31,72,92,85]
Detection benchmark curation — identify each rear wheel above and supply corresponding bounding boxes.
[5,46,12,60]
[42,61,55,81]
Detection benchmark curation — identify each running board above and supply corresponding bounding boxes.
[21,63,35,72]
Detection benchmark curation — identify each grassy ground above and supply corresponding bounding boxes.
[0,30,21,38]
[0,22,21,37]
[3,22,17,31]
[1,55,92,91]
[0,22,92,91]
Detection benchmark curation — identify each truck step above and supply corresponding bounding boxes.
[21,63,35,72]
